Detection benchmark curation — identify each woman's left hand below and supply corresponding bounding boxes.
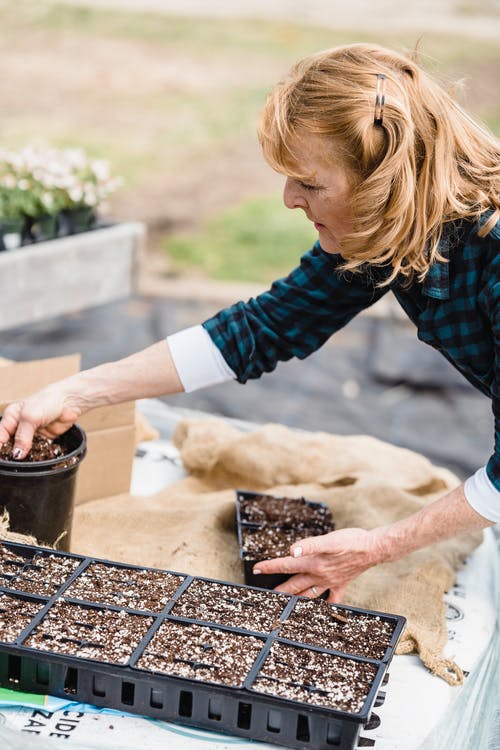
[253,527,386,602]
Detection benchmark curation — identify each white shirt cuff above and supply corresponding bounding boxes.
[463,466,500,523]
[167,325,236,393]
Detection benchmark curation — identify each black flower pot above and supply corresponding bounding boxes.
[0,217,26,251]
[58,206,96,236]
[0,424,87,551]
[29,214,59,243]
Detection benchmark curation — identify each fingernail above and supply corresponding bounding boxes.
[13,448,23,460]
[253,568,262,575]
[292,546,303,558]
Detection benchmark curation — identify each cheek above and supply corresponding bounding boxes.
[340,205,353,228]
[335,193,353,227]
[324,201,348,226]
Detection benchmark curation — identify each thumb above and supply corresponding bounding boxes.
[290,531,336,559]
[327,584,346,604]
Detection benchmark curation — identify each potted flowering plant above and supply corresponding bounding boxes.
[0,189,30,251]
[0,147,141,332]
[0,146,122,251]
[50,147,123,236]
[0,150,51,250]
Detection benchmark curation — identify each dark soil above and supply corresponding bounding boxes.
[0,545,398,721]
[172,578,289,632]
[0,592,45,643]
[241,525,326,559]
[64,562,184,612]
[239,494,334,532]
[7,552,81,597]
[279,599,395,660]
[0,544,28,585]
[252,641,378,713]
[0,435,66,462]
[24,600,153,664]
[136,620,264,687]
[238,493,334,563]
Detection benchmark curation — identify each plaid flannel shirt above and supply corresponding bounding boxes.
[203,215,500,491]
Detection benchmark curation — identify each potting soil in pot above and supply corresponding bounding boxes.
[0,435,65,462]
[236,490,335,588]
[238,492,334,530]
[171,578,289,631]
[0,424,86,550]
[136,620,265,687]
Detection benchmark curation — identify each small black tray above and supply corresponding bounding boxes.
[0,540,406,750]
[236,490,335,588]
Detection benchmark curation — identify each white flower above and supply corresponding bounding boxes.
[42,192,54,210]
[40,174,57,189]
[90,159,111,181]
[83,186,98,206]
[57,176,78,190]
[0,143,122,216]
[69,187,84,203]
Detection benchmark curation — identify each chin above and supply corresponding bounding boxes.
[318,237,340,255]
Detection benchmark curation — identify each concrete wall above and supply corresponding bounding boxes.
[0,222,146,331]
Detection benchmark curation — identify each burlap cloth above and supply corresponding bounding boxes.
[0,417,482,686]
[70,418,484,685]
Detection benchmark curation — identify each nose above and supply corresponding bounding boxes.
[283,178,308,211]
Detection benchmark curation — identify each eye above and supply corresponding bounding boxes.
[298,180,319,192]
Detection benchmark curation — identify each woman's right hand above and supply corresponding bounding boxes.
[0,384,82,459]
[0,340,184,459]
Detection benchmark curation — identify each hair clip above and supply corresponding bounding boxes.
[374,73,386,126]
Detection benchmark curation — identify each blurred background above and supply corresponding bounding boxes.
[3,0,500,283]
[1,0,500,480]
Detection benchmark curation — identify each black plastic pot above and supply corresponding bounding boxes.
[0,217,26,251]
[235,490,334,589]
[28,214,59,242]
[58,206,96,236]
[0,425,86,551]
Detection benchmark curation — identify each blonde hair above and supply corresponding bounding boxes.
[258,43,500,283]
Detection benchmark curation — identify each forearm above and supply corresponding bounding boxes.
[373,483,494,564]
[55,340,184,413]
[0,340,185,455]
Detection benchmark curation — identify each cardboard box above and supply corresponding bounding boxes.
[0,354,136,505]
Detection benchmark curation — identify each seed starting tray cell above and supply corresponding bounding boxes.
[236,490,335,589]
[0,541,406,750]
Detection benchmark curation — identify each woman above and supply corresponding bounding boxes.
[1,43,499,602]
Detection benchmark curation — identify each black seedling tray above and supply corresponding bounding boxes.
[0,540,406,750]
[236,490,335,588]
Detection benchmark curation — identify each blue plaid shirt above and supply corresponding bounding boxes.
[203,216,500,490]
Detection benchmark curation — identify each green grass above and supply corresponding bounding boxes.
[163,194,317,283]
